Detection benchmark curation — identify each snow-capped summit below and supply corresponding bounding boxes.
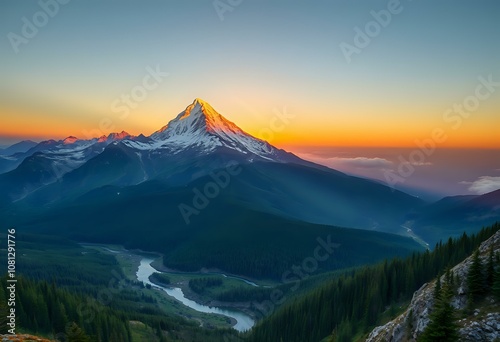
[63,136,79,144]
[0,99,306,195]
[152,98,243,139]
[107,131,132,142]
[149,98,278,160]
[97,131,132,143]
[61,131,132,146]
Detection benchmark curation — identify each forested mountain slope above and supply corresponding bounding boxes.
[367,225,500,341]
[247,223,499,342]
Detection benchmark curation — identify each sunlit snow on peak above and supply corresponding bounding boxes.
[149,99,281,160]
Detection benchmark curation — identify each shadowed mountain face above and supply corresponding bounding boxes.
[0,140,37,156]
[411,189,500,244]
[5,177,425,280]
[0,99,427,235]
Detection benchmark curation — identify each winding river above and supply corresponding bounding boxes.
[136,257,255,332]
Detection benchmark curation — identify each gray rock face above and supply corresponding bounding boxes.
[366,230,500,342]
[459,313,500,341]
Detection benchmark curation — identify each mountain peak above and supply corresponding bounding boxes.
[152,98,240,139]
[108,131,131,139]
[100,131,132,142]
[178,98,219,121]
[149,99,283,160]
[193,97,208,105]
[63,136,79,144]
[95,131,132,144]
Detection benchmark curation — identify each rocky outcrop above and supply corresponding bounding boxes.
[458,312,500,342]
[366,230,500,342]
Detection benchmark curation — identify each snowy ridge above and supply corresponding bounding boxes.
[0,99,319,204]
[62,136,79,145]
[1,99,298,182]
[150,98,276,160]
[6,99,287,164]
[6,132,137,179]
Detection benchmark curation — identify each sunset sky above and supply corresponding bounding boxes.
[1,0,499,197]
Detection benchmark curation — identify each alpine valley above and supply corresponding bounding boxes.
[1,99,499,341]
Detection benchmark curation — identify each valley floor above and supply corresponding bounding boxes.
[82,244,259,329]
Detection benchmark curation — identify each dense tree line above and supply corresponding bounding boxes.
[161,220,421,280]
[0,276,131,341]
[9,181,424,282]
[8,174,423,282]
[0,274,244,341]
[0,234,122,295]
[149,272,171,286]
[420,244,500,341]
[247,223,499,342]
[216,285,283,303]
[189,277,223,294]
[0,234,244,341]
[466,246,500,306]
[215,271,344,304]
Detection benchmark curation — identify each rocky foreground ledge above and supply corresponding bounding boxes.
[367,230,500,342]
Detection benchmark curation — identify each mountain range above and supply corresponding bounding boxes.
[1,98,499,277]
[0,99,306,202]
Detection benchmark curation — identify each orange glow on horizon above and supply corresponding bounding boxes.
[2,119,499,149]
[1,100,499,149]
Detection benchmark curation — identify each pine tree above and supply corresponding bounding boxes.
[156,325,168,342]
[445,268,453,285]
[433,275,441,300]
[467,249,485,305]
[486,246,494,288]
[445,268,456,296]
[419,270,459,342]
[405,309,414,340]
[328,327,338,342]
[493,251,500,300]
[336,319,352,342]
[66,322,91,342]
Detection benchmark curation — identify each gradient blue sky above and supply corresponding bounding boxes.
[0,0,499,197]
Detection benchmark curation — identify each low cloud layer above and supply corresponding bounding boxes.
[330,157,393,169]
[295,153,393,170]
[467,176,500,195]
